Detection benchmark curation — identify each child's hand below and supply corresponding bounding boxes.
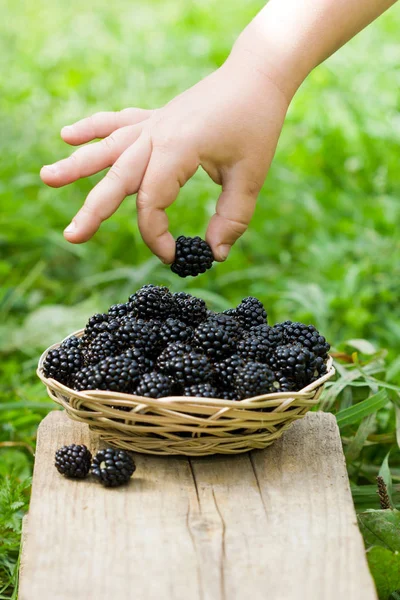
[40,51,290,263]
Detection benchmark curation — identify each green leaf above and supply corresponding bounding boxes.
[380,453,394,507]
[358,509,400,552]
[367,547,400,600]
[336,389,389,428]
[346,339,377,355]
[345,414,376,462]
[395,405,400,451]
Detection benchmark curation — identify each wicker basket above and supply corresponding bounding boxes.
[37,330,335,456]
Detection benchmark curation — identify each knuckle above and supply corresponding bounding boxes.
[80,202,101,222]
[222,215,248,236]
[136,188,151,211]
[106,163,123,184]
[101,133,118,153]
[152,132,176,153]
[86,114,98,137]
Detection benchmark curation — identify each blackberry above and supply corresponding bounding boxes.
[192,314,241,360]
[214,354,246,388]
[114,317,162,357]
[222,308,237,318]
[122,348,155,374]
[73,352,143,393]
[234,362,277,399]
[157,342,213,385]
[43,345,82,386]
[237,335,273,364]
[171,236,214,278]
[159,318,193,348]
[61,335,82,350]
[135,372,173,398]
[107,302,133,320]
[275,321,330,359]
[83,332,119,365]
[55,444,92,479]
[247,324,284,349]
[129,285,176,320]
[184,383,219,397]
[235,297,267,329]
[172,292,208,326]
[81,313,110,344]
[217,388,239,401]
[268,344,326,390]
[91,448,136,487]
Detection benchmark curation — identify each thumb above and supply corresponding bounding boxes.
[205,172,260,261]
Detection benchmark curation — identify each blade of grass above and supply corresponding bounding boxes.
[336,389,389,428]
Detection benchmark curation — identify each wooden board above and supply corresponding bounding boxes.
[19,411,377,600]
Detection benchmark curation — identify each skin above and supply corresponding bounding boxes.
[40,0,397,264]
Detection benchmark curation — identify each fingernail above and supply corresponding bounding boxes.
[42,164,57,174]
[218,244,231,261]
[61,125,73,134]
[64,220,77,234]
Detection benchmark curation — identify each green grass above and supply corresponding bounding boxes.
[1,0,400,597]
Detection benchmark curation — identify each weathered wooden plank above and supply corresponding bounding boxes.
[19,411,377,600]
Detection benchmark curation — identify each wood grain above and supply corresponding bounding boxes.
[19,411,377,600]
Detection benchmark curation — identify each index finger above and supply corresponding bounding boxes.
[137,149,198,263]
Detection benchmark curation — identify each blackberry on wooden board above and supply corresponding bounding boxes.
[172,292,208,326]
[234,362,278,400]
[192,313,242,360]
[129,284,176,320]
[43,346,83,386]
[274,321,330,359]
[135,371,173,398]
[157,342,213,385]
[171,236,214,278]
[55,444,92,479]
[235,297,267,329]
[91,448,136,487]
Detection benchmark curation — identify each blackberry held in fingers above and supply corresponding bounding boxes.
[171,236,214,278]
[91,448,136,487]
[55,444,92,479]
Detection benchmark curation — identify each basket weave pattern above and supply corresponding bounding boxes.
[37,330,335,456]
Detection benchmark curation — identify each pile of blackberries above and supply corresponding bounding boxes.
[55,444,135,487]
[43,285,330,401]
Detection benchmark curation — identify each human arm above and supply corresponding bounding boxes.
[40,0,397,263]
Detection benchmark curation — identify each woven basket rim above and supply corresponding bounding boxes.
[37,329,335,407]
